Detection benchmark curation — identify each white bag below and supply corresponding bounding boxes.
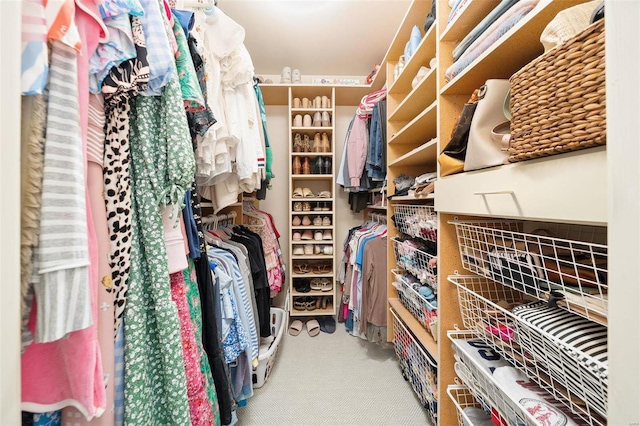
[464,79,511,172]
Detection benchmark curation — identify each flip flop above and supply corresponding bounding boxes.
[289,319,304,336]
[306,319,320,337]
[317,316,336,334]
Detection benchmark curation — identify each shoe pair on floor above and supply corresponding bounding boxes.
[288,316,336,337]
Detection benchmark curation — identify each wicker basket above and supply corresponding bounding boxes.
[509,19,605,163]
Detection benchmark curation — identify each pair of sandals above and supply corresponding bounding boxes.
[293,262,332,275]
[293,202,311,212]
[292,188,332,198]
[310,278,332,292]
[288,318,321,337]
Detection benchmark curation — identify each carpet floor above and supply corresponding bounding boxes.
[236,320,431,425]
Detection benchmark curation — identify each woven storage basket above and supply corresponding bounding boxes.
[509,18,605,163]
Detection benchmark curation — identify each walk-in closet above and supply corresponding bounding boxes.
[1,0,638,425]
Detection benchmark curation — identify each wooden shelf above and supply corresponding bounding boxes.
[389,24,437,96]
[291,273,334,279]
[389,138,438,168]
[388,68,437,123]
[260,83,376,106]
[291,108,333,112]
[291,126,333,131]
[291,174,334,180]
[291,225,334,230]
[439,0,496,42]
[388,101,437,145]
[291,152,334,157]
[290,306,336,317]
[382,0,434,66]
[441,0,593,96]
[389,299,438,362]
[291,290,335,297]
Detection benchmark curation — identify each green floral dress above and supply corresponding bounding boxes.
[124,73,195,425]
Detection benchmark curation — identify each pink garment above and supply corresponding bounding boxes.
[170,272,215,426]
[347,116,368,187]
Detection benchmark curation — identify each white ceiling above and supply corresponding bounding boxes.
[219,0,411,77]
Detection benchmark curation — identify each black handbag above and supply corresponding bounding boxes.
[438,92,478,176]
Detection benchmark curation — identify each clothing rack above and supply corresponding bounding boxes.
[242,199,266,230]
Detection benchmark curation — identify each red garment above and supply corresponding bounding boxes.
[170,272,215,426]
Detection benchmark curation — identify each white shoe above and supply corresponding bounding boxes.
[292,69,301,84]
[303,114,312,127]
[293,114,303,127]
[293,97,301,108]
[322,245,333,255]
[314,231,323,241]
[321,111,331,127]
[313,112,322,127]
[321,96,330,108]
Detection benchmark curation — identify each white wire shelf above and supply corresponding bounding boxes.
[451,220,608,325]
[392,236,437,287]
[391,269,437,340]
[450,275,608,425]
[390,308,437,424]
[447,385,492,426]
[392,204,437,242]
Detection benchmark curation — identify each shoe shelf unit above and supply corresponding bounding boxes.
[289,86,337,317]
[383,1,440,422]
[432,1,610,425]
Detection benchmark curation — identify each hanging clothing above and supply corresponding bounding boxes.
[123,73,194,425]
[139,0,175,95]
[102,15,149,337]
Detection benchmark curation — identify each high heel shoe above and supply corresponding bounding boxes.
[323,157,332,175]
[303,135,311,152]
[293,133,303,152]
[313,133,322,152]
[313,156,324,175]
[321,111,331,127]
[292,156,301,175]
[302,157,311,174]
[321,133,331,153]
[312,111,322,127]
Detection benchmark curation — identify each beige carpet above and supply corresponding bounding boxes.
[236,321,431,425]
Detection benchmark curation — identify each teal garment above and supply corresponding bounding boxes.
[254,83,274,180]
[183,261,221,426]
[124,74,195,425]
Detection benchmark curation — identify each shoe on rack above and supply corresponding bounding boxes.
[302,215,312,226]
[302,157,311,174]
[301,230,313,240]
[322,216,331,226]
[293,133,303,152]
[313,156,324,174]
[292,156,301,175]
[321,111,331,127]
[303,202,311,212]
[304,244,314,255]
[292,216,302,226]
[321,95,330,108]
[323,158,332,175]
[293,114,302,127]
[292,231,302,241]
[302,134,311,152]
[314,96,322,108]
[322,245,333,255]
[314,245,322,254]
[303,114,312,127]
[313,216,322,226]
[322,230,332,240]
[313,133,322,152]
[293,97,301,108]
[321,133,331,152]
[302,97,311,108]
[313,111,322,127]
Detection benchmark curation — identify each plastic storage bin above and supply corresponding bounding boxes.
[252,307,287,389]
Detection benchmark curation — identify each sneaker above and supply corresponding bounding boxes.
[322,216,331,226]
[314,231,323,241]
[313,216,322,226]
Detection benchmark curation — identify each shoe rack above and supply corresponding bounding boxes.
[288,86,337,317]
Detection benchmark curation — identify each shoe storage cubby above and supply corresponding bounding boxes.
[289,87,336,317]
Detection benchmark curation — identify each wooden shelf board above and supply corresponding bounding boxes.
[389,101,438,145]
[439,0,497,42]
[291,126,334,131]
[290,307,336,317]
[389,24,437,96]
[441,0,592,96]
[291,290,335,297]
[291,197,334,202]
[260,83,378,106]
[389,298,439,362]
[291,254,335,260]
[388,68,437,122]
[291,152,334,157]
[389,138,438,168]
[291,174,335,180]
[291,226,335,230]
[291,108,333,112]
[291,273,334,279]
[291,240,334,244]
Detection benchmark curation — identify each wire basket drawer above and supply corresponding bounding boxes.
[392,236,437,287]
[451,220,608,325]
[392,269,437,340]
[450,275,607,425]
[447,385,494,426]
[390,308,437,424]
[391,204,437,242]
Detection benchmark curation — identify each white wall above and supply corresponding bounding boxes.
[261,104,365,308]
[0,1,22,424]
